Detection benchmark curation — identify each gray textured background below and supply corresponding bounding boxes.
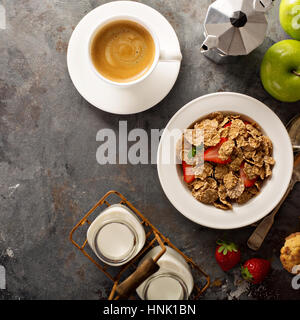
[0,0,299,300]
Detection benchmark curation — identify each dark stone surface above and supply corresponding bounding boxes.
[0,0,299,300]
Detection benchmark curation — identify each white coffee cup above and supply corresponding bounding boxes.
[87,14,182,87]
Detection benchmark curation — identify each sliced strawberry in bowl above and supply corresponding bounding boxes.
[223,121,232,128]
[240,161,258,187]
[182,161,195,184]
[204,138,232,164]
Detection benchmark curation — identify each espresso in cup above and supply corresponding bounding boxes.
[90,20,156,83]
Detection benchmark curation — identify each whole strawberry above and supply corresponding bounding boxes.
[241,258,270,284]
[215,240,241,271]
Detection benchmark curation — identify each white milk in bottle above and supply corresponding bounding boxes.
[87,204,146,266]
[136,246,194,300]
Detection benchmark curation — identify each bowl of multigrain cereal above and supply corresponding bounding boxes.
[157,92,293,229]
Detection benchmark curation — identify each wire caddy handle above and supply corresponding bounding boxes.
[70,190,210,300]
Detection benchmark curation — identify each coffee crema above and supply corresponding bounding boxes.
[90,20,156,83]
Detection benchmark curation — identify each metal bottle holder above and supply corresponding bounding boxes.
[69,190,210,300]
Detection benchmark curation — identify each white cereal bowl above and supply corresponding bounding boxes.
[157,92,293,229]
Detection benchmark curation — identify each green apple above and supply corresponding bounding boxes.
[280,0,300,40]
[260,40,300,102]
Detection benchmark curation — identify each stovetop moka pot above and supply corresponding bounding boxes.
[201,0,274,63]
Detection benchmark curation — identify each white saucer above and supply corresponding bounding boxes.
[67,1,182,114]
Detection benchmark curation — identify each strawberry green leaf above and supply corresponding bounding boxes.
[187,143,204,159]
[241,266,253,281]
[216,240,239,254]
[187,146,196,159]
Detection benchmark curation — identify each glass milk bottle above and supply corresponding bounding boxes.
[87,204,146,266]
[136,246,194,300]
